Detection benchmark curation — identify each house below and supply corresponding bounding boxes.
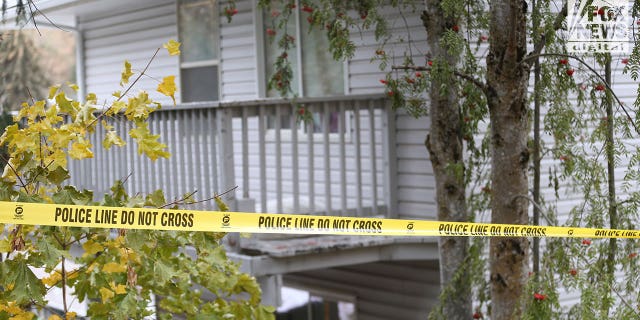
[7,0,635,318]
[11,0,443,319]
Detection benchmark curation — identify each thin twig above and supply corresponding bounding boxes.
[86,47,161,129]
[159,186,239,209]
[391,65,488,92]
[0,153,28,192]
[26,0,70,32]
[159,190,199,209]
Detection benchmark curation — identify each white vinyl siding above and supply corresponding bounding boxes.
[220,0,259,100]
[79,0,180,106]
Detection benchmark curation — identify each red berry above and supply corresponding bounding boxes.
[271,10,280,18]
[375,49,385,55]
[566,69,574,76]
[307,16,314,23]
[298,108,305,116]
[452,25,459,32]
[637,19,640,25]
[533,293,547,301]
[622,58,629,64]
[582,239,592,245]
[289,3,296,9]
[473,312,482,319]
[595,84,605,91]
[559,59,569,65]
[280,52,288,59]
[266,28,276,36]
[480,35,488,41]
[629,252,638,259]
[428,60,433,66]
[598,8,605,16]
[415,72,422,78]
[559,155,569,161]
[569,268,578,276]
[387,91,394,96]
[361,14,368,19]
[405,77,415,84]
[379,79,387,84]
[302,5,313,13]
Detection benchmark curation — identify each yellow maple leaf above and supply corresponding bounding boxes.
[48,86,60,99]
[157,76,177,105]
[41,270,62,287]
[120,60,134,86]
[163,39,181,56]
[11,311,35,320]
[69,140,94,160]
[65,312,77,320]
[82,240,104,257]
[99,287,114,303]
[103,131,125,150]
[48,315,63,320]
[111,282,127,295]
[102,262,127,273]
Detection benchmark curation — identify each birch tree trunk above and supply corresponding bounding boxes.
[486,0,530,318]
[422,4,471,319]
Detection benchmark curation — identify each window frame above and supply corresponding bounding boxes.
[176,0,222,103]
[256,0,350,98]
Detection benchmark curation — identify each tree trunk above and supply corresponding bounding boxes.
[422,5,471,319]
[486,0,530,319]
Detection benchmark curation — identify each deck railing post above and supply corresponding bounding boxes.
[217,107,237,211]
[381,100,398,218]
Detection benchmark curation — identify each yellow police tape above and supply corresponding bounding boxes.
[0,201,638,239]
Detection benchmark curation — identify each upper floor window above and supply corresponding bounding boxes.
[178,0,220,102]
[262,2,345,98]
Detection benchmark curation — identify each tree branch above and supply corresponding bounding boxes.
[86,47,161,129]
[391,65,488,92]
[527,3,568,58]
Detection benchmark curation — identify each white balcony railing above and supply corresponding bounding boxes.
[68,94,396,218]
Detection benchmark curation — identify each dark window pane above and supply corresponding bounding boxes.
[181,66,218,102]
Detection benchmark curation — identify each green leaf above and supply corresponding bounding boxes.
[34,238,72,269]
[153,260,177,284]
[145,189,166,208]
[52,186,93,205]
[47,166,70,185]
[5,259,46,305]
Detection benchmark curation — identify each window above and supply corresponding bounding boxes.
[262,2,345,98]
[178,0,220,102]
